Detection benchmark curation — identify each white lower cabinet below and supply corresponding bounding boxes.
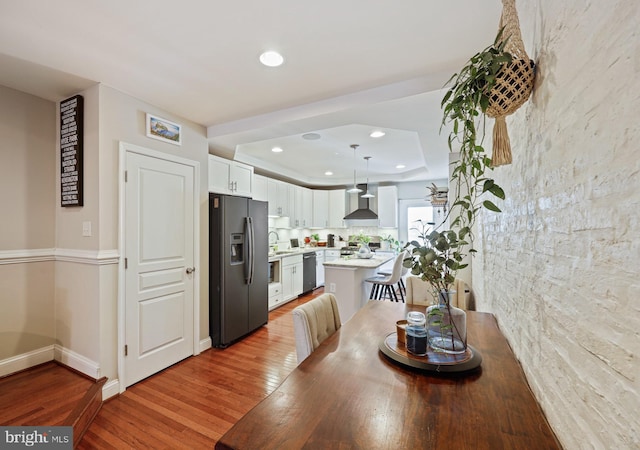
[315,250,325,288]
[268,282,283,311]
[324,249,340,262]
[282,254,303,301]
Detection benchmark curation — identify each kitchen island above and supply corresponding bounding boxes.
[323,255,394,322]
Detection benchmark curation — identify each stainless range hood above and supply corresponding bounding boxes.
[344,184,379,226]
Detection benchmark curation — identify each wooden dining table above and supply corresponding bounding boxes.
[215,301,561,449]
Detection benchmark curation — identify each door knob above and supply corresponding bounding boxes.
[186,267,196,274]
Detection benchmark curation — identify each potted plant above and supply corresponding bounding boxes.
[381,234,401,253]
[404,29,525,354]
[355,233,372,258]
[406,221,468,353]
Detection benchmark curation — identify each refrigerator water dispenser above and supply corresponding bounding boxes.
[230,233,244,265]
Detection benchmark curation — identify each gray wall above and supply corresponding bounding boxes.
[0,86,56,360]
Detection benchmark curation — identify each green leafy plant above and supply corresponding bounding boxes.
[356,233,371,245]
[441,29,510,237]
[381,234,401,252]
[311,233,320,241]
[406,222,468,295]
[405,29,511,304]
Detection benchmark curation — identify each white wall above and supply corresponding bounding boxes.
[55,84,101,366]
[52,83,209,385]
[473,0,640,447]
[99,85,209,382]
[0,86,56,250]
[0,81,208,385]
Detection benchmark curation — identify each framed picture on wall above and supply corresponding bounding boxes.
[146,113,182,146]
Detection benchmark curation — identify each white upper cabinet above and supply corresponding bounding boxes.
[293,185,313,228]
[267,179,290,217]
[312,190,329,228]
[302,188,313,228]
[377,185,398,228]
[328,189,347,228]
[252,174,268,202]
[208,154,253,197]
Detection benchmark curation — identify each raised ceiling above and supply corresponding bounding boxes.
[0,1,502,185]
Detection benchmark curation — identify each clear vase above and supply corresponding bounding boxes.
[357,243,371,258]
[426,290,467,354]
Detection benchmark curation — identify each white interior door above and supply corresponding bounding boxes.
[124,151,195,387]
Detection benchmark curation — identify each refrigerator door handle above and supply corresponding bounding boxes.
[246,216,254,284]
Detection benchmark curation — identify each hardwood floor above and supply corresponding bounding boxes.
[0,361,94,426]
[78,288,322,449]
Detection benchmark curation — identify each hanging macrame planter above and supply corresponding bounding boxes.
[486,0,536,167]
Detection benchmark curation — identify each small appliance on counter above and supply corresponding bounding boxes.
[327,234,335,247]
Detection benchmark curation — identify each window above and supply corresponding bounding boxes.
[407,206,433,244]
[398,199,434,246]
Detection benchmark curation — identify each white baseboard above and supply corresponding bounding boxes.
[0,346,55,377]
[102,379,120,400]
[54,345,100,379]
[199,337,212,353]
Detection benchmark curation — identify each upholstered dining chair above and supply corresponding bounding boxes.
[292,293,342,364]
[405,276,473,309]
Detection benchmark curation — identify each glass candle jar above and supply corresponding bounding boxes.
[405,311,428,356]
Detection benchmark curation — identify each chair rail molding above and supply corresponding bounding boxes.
[0,248,119,265]
[0,248,55,265]
[55,248,119,265]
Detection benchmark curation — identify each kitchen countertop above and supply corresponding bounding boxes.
[323,255,392,269]
[267,246,388,262]
[268,247,321,261]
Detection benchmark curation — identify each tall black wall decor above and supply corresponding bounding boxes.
[60,95,84,206]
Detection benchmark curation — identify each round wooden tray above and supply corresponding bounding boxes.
[378,332,482,373]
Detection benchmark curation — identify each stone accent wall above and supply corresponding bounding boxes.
[473,0,640,448]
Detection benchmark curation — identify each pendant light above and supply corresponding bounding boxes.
[361,156,374,198]
[346,144,362,194]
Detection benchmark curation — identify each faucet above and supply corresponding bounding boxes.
[268,231,279,245]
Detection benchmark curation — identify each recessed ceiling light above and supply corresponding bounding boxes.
[302,133,321,140]
[271,147,283,153]
[370,130,385,138]
[324,171,333,176]
[396,164,406,169]
[259,51,284,67]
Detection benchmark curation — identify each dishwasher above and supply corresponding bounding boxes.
[302,252,317,294]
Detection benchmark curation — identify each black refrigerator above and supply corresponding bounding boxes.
[209,194,268,347]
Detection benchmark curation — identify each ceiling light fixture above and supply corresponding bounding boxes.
[361,156,375,198]
[271,146,283,153]
[346,144,363,194]
[325,171,333,176]
[396,164,406,169]
[259,51,284,67]
[302,132,321,140]
[370,130,385,138]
